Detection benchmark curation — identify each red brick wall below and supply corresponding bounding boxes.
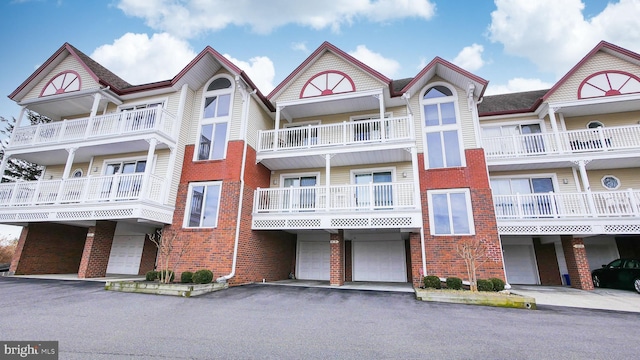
[409,232,423,287]
[561,236,594,290]
[330,231,345,286]
[533,238,562,285]
[345,241,352,282]
[418,149,505,281]
[10,223,87,275]
[78,221,116,278]
[138,234,158,275]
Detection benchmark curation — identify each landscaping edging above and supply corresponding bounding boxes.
[105,281,228,297]
[415,288,536,309]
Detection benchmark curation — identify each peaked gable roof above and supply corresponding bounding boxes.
[543,40,640,101]
[478,89,549,116]
[268,41,392,100]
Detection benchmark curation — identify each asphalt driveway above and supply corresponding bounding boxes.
[1,277,638,359]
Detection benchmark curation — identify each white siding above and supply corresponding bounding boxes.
[24,55,101,103]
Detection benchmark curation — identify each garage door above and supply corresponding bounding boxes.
[353,241,406,282]
[297,241,330,280]
[503,244,538,284]
[106,235,145,275]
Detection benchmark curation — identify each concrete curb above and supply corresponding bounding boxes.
[415,288,536,309]
[105,281,228,297]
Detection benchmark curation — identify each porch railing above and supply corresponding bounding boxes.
[493,189,640,219]
[9,107,176,148]
[257,116,412,152]
[484,124,640,159]
[253,182,417,213]
[0,173,165,207]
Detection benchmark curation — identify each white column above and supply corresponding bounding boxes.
[141,138,157,199]
[577,160,596,216]
[376,93,386,140]
[325,154,331,211]
[0,155,9,181]
[62,147,77,179]
[90,93,102,118]
[274,106,281,150]
[548,107,564,154]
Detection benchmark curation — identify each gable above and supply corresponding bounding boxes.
[23,54,101,102]
[546,51,640,103]
[274,51,387,103]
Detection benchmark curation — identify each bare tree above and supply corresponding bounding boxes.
[147,229,190,283]
[456,238,487,292]
[0,111,51,182]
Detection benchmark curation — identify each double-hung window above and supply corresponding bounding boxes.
[184,182,222,228]
[428,189,474,235]
[197,76,232,161]
[421,85,463,168]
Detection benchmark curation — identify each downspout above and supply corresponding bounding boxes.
[402,92,427,277]
[217,78,256,283]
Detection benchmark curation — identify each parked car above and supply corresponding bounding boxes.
[591,258,640,294]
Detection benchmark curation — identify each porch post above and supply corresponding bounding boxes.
[274,105,281,151]
[548,107,564,154]
[141,138,157,199]
[0,154,9,182]
[325,154,331,211]
[576,160,596,216]
[90,93,102,118]
[560,236,594,290]
[62,147,77,179]
[376,92,386,140]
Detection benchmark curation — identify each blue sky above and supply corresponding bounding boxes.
[0,0,639,238]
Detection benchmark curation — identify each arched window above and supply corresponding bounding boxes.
[40,71,81,97]
[300,70,355,98]
[420,83,464,168]
[578,70,640,99]
[196,75,233,161]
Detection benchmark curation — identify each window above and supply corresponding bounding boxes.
[185,182,222,228]
[490,177,556,217]
[282,174,318,211]
[353,170,394,209]
[482,122,545,155]
[120,101,164,131]
[102,160,147,199]
[197,76,232,161]
[428,189,474,235]
[72,169,83,178]
[420,84,464,168]
[601,175,620,190]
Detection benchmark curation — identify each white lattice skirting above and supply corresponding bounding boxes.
[253,213,420,230]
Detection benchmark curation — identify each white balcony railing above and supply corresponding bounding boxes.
[254,182,417,213]
[9,107,176,148]
[484,124,640,159]
[0,173,166,207]
[257,116,413,152]
[493,189,640,219]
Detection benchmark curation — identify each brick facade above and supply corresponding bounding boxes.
[78,220,116,278]
[138,234,158,275]
[533,238,562,286]
[418,149,505,281]
[10,223,87,275]
[344,241,352,282]
[330,231,345,286]
[561,236,594,290]
[409,232,423,287]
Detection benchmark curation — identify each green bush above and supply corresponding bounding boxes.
[488,277,505,292]
[157,269,175,282]
[445,277,463,290]
[422,275,441,289]
[145,270,158,281]
[181,271,194,283]
[477,279,494,292]
[192,269,214,284]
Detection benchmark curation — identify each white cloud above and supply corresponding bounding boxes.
[485,78,554,95]
[91,33,196,84]
[116,0,436,37]
[223,54,276,94]
[488,0,640,77]
[452,44,485,71]
[348,45,400,78]
[291,41,309,53]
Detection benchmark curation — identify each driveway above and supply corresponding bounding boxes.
[1,277,638,359]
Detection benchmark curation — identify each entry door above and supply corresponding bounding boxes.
[352,241,406,282]
[491,177,554,217]
[104,160,146,199]
[355,171,393,209]
[297,241,330,280]
[106,234,145,274]
[283,176,317,211]
[502,244,539,284]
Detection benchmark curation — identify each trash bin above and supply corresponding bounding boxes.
[562,274,570,286]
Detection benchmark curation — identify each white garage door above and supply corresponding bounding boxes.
[297,241,330,280]
[106,235,145,275]
[353,241,406,282]
[503,244,538,284]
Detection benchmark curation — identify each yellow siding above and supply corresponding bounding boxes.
[280,106,407,129]
[43,163,90,180]
[246,97,273,149]
[563,110,640,130]
[167,86,196,204]
[275,52,386,103]
[547,52,640,103]
[587,168,640,191]
[23,55,101,104]
[489,168,579,193]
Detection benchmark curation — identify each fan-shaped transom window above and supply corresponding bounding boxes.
[41,71,81,97]
[578,70,640,99]
[423,85,453,99]
[300,70,356,98]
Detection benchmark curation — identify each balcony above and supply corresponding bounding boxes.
[252,182,422,230]
[0,173,174,225]
[484,124,640,161]
[8,107,176,151]
[494,189,640,235]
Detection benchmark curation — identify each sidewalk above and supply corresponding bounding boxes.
[510,285,640,313]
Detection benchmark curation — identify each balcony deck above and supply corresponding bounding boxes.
[252,182,422,230]
[0,174,173,225]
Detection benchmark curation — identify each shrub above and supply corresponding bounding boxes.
[145,270,158,281]
[477,279,494,292]
[422,275,441,289]
[157,269,175,282]
[488,277,505,292]
[445,277,463,290]
[181,271,194,283]
[192,269,214,284]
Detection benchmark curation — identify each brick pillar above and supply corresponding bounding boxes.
[78,221,116,278]
[561,236,593,290]
[409,232,423,288]
[9,226,29,274]
[330,231,344,286]
[344,241,352,282]
[533,238,562,285]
